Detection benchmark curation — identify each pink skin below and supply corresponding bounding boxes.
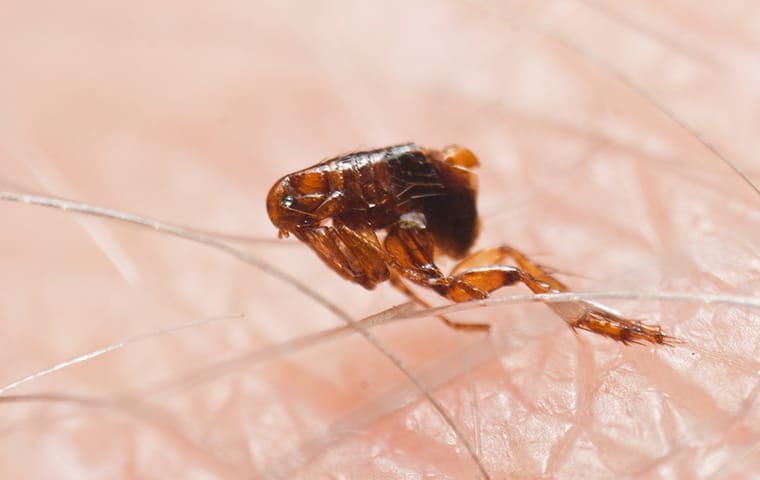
[1,2,759,478]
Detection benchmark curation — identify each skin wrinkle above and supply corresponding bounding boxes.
[1,1,759,479]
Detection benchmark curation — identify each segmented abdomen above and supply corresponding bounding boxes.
[320,144,477,257]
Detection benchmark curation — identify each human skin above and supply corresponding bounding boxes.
[1,1,758,479]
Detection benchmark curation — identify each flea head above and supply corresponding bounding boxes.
[266,175,300,238]
[267,171,331,238]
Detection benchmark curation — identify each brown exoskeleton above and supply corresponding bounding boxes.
[267,144,674,344]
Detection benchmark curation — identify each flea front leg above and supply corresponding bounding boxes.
[450,246,677,345]
[296,224,390,289]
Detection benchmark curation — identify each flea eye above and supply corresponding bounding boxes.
[281,194,295,209]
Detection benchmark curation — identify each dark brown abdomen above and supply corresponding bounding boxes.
[333,144,479,258]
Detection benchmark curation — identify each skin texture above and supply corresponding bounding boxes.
[1,1,759,478]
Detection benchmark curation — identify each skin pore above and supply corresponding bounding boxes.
[1,1,759,478]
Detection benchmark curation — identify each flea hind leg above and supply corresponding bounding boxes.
[388,272,491,332]
[450,246,677,345]
[384,224,528,332]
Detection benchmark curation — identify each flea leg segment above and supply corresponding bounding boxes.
[296,224,389,289]
[451,246,677,345]
[388,271,490,332]
[384,224,529,331]
[384,225,530,301]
